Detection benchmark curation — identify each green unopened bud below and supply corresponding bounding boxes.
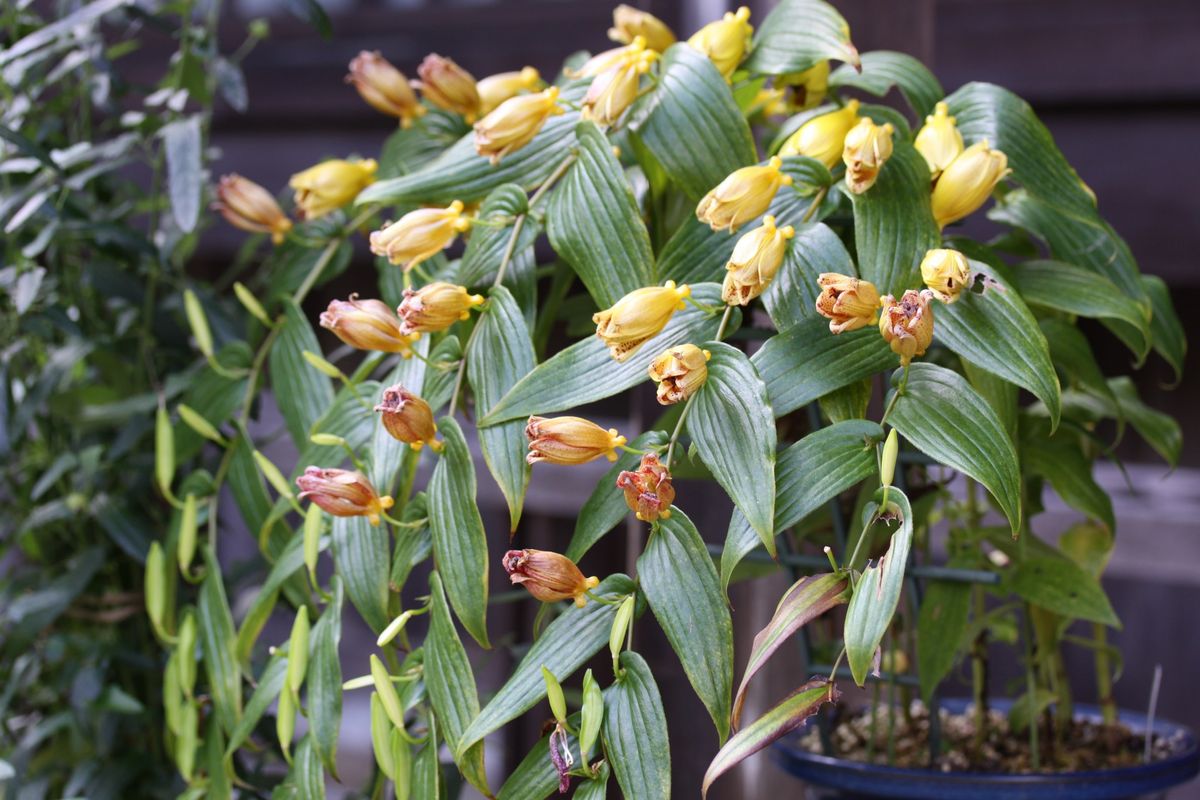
[177,610,197,694]
[277,686,295,762]
[247,17,269,39]
[178,494,198,575]
[177,700,198,780]
[163,650,183,735]
[234,281,273,326]
[253,450,294,500]
[541,666,567,724]
[609,595,636,671]
[303,503,322,583]
[391,729,413,800]
[155,405,175,500]
[183,289,214,357]
[177,404,225,444]
[371,692,397,779]
[578,669,604,760]
[371,654,406,730]
[145,541,167,634]
[287,606,310,693]
[310,432,346,447]
[880,428,899,487]
[377,610,415,647]
[303,350,343,378]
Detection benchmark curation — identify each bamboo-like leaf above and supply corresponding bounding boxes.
[721,419,881,589]
[480,283,732,425]
[235,530,315,669]
[743,0,859,74]
[1109,377,1182,468]
[761,222,854,332]
[639,509,733,742]
[702,678,839,799]
[1008,554,1120,628]
[458,184,538,288]
[331,516,391,633]
[225,653,287,755]
[428,417,490,647]
[829,50,942,118]
[752,319,896,418]
[458,574,637,753]
[574,762,610,800]
[426,571,489,795]
[467,286,535,532]
[1141,275,1186,384]
[1012,260,1146,337]
[269,301,335,445]
[198,547,241,736]
[547,121,654,307]
[843,488,914,686]
[308,577,344,778]
[886,363,1021,534]
[603,652,670,800]
[293,734,326,800]
[163,116,202,233]
[656,216,737,286]
[412,716,441,800]
[916,567,972,702]
[630,44,755,199]
[1020,416,1114,531]
[567,431,669,561]
[1040,318,1116,409]
[689,342,776,552]
[732,573,847,729]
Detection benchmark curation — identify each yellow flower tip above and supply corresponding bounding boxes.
[368,513,382,526]
[767,156,783,170]
[631,35,647,51]
[734,5,751,22]
[675,282,691,300]
[659,508,672,520]
[521,66,541,85]
[408,441,424,451]
[635,511,646,521]
[468,293,485,307]
[702,349,712,361]
[380,495,395,510]
[780,224,796,239]
[612,146,622,158]
[573,594,588,608]
[545,85,560,102]
[430,438,444,453]
[586,576,600,590]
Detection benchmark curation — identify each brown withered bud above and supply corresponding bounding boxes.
[647,344,709,405]
[525,416,626,465]
[295,467,393,526]
[320,295,417,355]
[502,549,599,607]
[878,289,935,365]
[413,54,480,120]
[814,273,881,334]
[615,453,675,522]
[374,384,440,451]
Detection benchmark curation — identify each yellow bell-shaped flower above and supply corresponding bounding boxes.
[609,4,676,53]
[346,51,424,127]
[369,201,470,271]
[592,281,692,361]
[413,53,480,121]
[920,248,973,303]
[842,118,894,194]
[525,417,627,465]
[474,86,564,164]
[814,273,881,334]
[288,158,377,220]
[722,215,795,305]
[696,156,793,233]
[931,139,1011,228]
[687,6,753,80]
[779,99,860,169]
[582,50,657,127]
[914,101,964,179]
[777,61,830,111]
[477,66,542,115]
[878,289,935,365]
[396,281,484,335]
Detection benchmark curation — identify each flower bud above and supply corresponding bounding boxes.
[880,428,899,488]
[296,467,394,526]
[413,53,480,120]
[752,87,789,118]
[777,61,830,111]
[582,50,657,127]
[396,281,484,336]
[320,295,417,355]
[687,6,752,80]
[648,344,709,405]
[696,156,793,232]
[913,101,963,179]
[474,86,564,164]
[346,51,424,127]
[779,99,860,169]
[842,118,894,194]
[920,248,972,304]
[878,290,935,365]
[615,453,676,522]
[931,139,1011,229]
[374,384,439,450]
[610,5,676,52]
[721,214,795,305]
[369,201,471,271]
[592,281,691,361]
[477,66,542,115]
[213,174,293,243]
[814,273,881,333]
[525,416,626,465]
[502,549,600,607]
[289,158,377,220]
[565,38,647,79]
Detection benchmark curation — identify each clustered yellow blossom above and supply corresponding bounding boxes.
[696,157,792,232]
[780,99,860,169]
[369,201,471,271]
[913,101,1012,228]
[592,281,691,361]
[722,215,795,305]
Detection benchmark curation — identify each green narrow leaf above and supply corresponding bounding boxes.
[225,654,287,755]
[1020,416,1114,531]
[603,652,670,800]
[198,547,242,736]
[639,509,734,743]
[573,761,610,800]
[467,286,535,532]
[235,531,312,669]
[1039,317,1116,408]
[656,216,737,286]
[458,184,537,287]
[426,571,489,795]
[733,573,847,728]
[916,569,971,702]
[1012,260,1146,334]
[308,577,344,778]
[547,121,654,307]
[886,363,1021,534]
[851,140,940,296]
[702,678,838,799]
[567,431,669,561]
[762,222,854,332]
[163,116,202,232]
[293,734,326,800]
[820,378,873,423]
[428,417,490,648]
[331,516,391,633]
[1109,377,1181,467]
[481,283,732,425]
[935,261,1061,428]
[269,301,335,445]
[630,44,756,199]
[1141,275,1185,383]
[496,714,582,800]
[829,50,942,118]
[751,319,896,418]
[689,342,776,552]
[1007,553,1120,628]
[742,0,859,74]
[843,487,914,686]
[458,574,637,752]
[412,716,441,800]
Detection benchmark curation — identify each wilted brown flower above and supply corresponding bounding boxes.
[296,467,393,526]
[502,549,599,607]
[615,453,675,522]
[374,385,439,451]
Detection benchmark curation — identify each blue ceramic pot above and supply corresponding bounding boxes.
[772,699,1200,800]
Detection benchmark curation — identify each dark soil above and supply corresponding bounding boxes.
[798,701,1188,773]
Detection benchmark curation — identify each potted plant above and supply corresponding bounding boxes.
[127,0,1196,798]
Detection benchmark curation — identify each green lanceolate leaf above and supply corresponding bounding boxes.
[1012,260,1146,334]
[458,184,537,288]
[936,261,1061,428]
[1039,317,1116,408]
[603,652,671,800]
[371,337,429,491]
[412,716,441,800]
[843,487,914,686]
[496,714,582,800]
[1007,553,1120,628]
[468,286,535,532]
[308,577,344,778]
[916,566,972,702]
[226,653,287,755]
[886,363,1021,534]
[762,222,854,332]
[851,140,940,296]
[722,419,882,589]
[631,44,755,199]
[702,678,839,799]
[656,216,737,286]
[1141,274,1186,384]
[1020,416,1114,531]
[567,431,669,561]
[733,573,848,728]
[689,342,776,552]
[235,530,312,669]
[458,574,637,753]
[547,121,654,307]
[752,318,896,418]
[480,283,732,424]
[428,417,490,648]
[293,734,325,800]
[331,516,391,634]
[639,509,734,743]
[269,301,335,446]
[163,115,202,233]
[1109,377,1182,468]
[829,50,943,119]
[198,547,242,736]
[574,762,610,800]
[743,0,859,74]
[426,571,489,795]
